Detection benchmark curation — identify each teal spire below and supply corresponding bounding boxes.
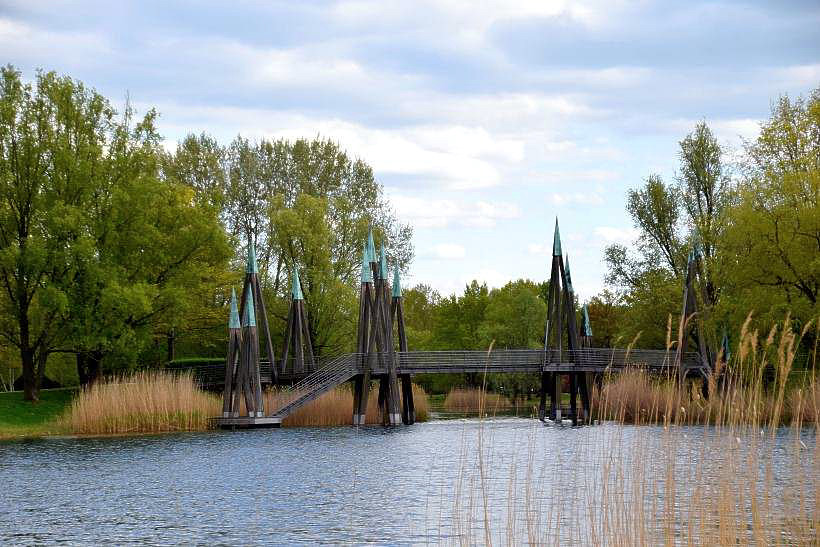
[721,329,731,363]
[379,243,388,280]
[582,304,593,337]
[360,243,372,284]
[291,267,303,300]
[243,288,256,327]
[392,266,402,298]
[552,218,562,256]
[228,288,240,329]
[246,239,258,274]
[564,254,574,293]
[367,227,377,264]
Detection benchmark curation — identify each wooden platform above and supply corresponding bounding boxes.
[212,416,282,429]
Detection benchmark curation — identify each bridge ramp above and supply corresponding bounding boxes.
[270,354,359,421]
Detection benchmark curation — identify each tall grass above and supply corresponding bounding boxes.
[64,371,220,434]
[65,372,430,433]
[444,314,818,544]
[443,387,510,413]
[263,383,429,427]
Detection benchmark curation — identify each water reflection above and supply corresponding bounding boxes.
[0,419,814,545]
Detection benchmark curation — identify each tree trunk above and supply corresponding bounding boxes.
[167,329,175,363]
[21,347,38,402]
[77,351,104,386]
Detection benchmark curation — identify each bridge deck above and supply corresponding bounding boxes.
[185,347,698,390]
[208,347,700,426]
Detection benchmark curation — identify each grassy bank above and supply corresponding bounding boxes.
[0,388,74,438]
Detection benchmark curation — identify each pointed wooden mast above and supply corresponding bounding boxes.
[281,266,315,375]
[674,247,713,383]
[231,288,263,417]
[391,265,414,424]
[561,254,591,424]
[222,288,243,417]
[376,242,401,426]
[539,218,564,422]
[352,238,374,425]
[239,239,277,382]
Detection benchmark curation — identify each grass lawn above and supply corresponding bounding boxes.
[0,388,76,439]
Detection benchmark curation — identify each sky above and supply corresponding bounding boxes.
[1,0,818,300]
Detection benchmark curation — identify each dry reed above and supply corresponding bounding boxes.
[64,371,221,435]
[263,383,429,427]
[443,387,510,413]
[445,313,818,545]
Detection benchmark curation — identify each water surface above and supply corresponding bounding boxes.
[0,419,814,544]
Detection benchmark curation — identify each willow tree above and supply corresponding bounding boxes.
[0,66,231,398]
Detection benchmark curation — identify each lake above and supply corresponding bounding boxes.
[0,418,815,544]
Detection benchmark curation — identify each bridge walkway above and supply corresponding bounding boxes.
[261,347,701,423]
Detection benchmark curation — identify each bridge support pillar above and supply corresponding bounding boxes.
[570,373,579,425]
[352,372,370,426]
[552,374,561,422]
[579,372,592,424]
[538,372,549,421]
[400,374,415,425]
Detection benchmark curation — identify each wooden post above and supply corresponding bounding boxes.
[239,239,277,384]
[222,289,242,417]
[392,267,415,424]
[281,267,316,378]
[541,219,565,422]
[352,240,374,425]
[674,248,713,390]
[378,243,402,425]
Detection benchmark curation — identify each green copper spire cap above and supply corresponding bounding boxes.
[291,267,303,300]
[582,304,593,337]
[360,243,372,283]
[367,227,377,264]
[392,266,402,298]
[379,243,388,280]
[243,288,256,327]
[564,254,574,293]
[228,288,241,329]
[246,239,258,274]
[721,329,731,362]
[553,218,562,256]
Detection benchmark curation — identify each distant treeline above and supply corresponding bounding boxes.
[0,65,816,401]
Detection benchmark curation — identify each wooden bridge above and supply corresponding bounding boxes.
[211,221,714,429]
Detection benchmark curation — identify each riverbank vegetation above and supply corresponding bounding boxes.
[265,384,429,427]
[0,64,816,433]
[0,373,429,437]
[449,319,817,544]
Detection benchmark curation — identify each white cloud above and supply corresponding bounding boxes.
[432,243,466,259]
[550,192,604,206]
[390,195,520,228]
[594,226,639,245]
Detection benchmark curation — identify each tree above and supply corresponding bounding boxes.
[604,121,730,347]
[479,280,546,349]
[722,89,819,332]
[677,121,730,303]
[0,66,112,400]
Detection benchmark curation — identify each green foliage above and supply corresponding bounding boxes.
[0,65,231,398]
[720,89,819,333]
[0,388,74,437]
[164,135,414,358]
[479,280,546,349]
[600,87,819,355]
